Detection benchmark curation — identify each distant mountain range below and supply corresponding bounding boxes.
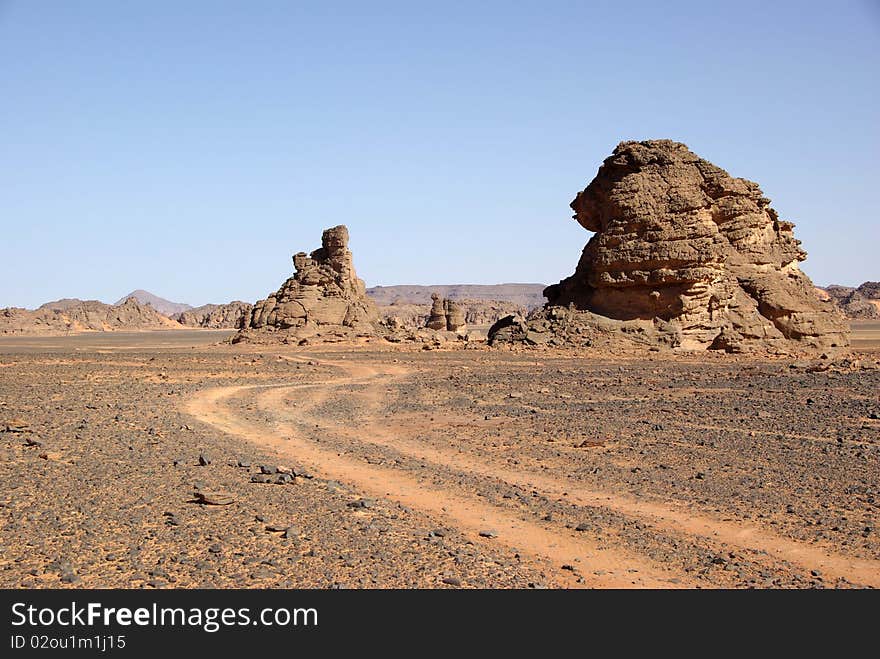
[366,284,547,309]
[114,290,193,317]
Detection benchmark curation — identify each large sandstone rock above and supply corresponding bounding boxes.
[235,226,379,343]
[493,140,849,352]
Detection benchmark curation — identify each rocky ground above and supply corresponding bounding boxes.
[0,331,878,589]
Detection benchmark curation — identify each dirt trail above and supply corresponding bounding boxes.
[187,359,687,588]
[186,353,880,588]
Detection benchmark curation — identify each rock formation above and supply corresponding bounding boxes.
[492,139,849,352]
[425,294,448,330]
[367,284,546,309]
[377,299,526,335]
[857,281,880,299]
[423,294,466,332]
[0,297,181,335]
[235,226,379,343]
[823,284,880,319]
[446,300,466,331]
[175,301,254,328]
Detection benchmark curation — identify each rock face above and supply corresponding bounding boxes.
[175,302,253,329]
[495,140,849,352]
[236,226,379,343]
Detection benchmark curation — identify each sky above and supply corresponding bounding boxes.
[1,1,878,308]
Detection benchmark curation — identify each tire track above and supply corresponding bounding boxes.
[186,353,880,588]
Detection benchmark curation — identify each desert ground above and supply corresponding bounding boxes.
[1,326,878,589]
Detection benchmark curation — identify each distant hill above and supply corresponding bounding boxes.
[114,290,192,317]
[367,284,547,309]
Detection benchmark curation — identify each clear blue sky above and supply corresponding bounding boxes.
[2,1,878,308]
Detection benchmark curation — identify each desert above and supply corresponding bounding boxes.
[2,141,877,590]
[2,1,877,609]
[1,327,878,589]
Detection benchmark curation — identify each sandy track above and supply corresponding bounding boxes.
[186,353,880,588]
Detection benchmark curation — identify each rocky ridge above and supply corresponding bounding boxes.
[0,298,181,335]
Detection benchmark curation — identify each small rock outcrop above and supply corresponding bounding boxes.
[377,299,527,331]
[823,283,880,319]
[235,226,379,344]
[492,140,849,352]
[175,301,254,329]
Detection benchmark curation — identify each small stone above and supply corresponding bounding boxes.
[198,453,211,466]
[575,523,590,532]
[4,418,30,432]
[60,571,79,584]
[441,577,462,587]
[208,544,222,554]
[194,490,235,506]
[479,530,498,538]
[237,460,251,468]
